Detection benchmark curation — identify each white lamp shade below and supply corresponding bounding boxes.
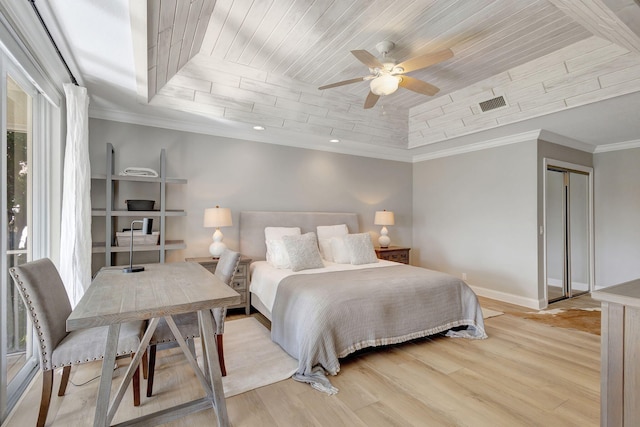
[204,206,232,228]
[374,210,395,226]
[370,74,399,96]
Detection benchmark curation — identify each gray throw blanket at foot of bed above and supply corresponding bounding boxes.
[271,265,487,394]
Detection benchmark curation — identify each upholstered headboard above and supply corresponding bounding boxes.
[239,211,359,261]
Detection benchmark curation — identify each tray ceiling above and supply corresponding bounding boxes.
[43,0,640,158]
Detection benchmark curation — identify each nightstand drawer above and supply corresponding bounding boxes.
[374,246,411,265]
[386,252,409,263]
[235,263,247,278]
[185,256,252,315]
[230,278,246,291]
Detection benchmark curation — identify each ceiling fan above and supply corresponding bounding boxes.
[318,41,453,109]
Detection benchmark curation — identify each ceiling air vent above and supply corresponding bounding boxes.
[479,96,506,112]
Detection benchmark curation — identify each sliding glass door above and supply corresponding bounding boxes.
[1,62,39,422]
[545,163,592,303]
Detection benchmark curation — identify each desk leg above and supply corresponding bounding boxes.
[94,323,120,427]
[198,309,229,427]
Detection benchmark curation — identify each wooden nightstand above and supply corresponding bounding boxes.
[374,246,411,264]
[186,256,252,315]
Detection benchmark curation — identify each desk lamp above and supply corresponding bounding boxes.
[123,217,153,273]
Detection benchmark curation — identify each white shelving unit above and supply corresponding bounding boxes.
[91,143,187,266]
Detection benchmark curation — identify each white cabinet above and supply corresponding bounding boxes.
[91,143,186,268]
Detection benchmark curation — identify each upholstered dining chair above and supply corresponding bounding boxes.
[8,258,145,427]
[146,249,241,397]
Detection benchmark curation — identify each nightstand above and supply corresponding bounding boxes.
[186,256,252,315]
[374,246,411,264]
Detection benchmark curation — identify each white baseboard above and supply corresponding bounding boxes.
[470,285,544,309]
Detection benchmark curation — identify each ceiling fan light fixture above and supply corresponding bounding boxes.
[370,74,399,96]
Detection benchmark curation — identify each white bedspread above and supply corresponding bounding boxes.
[250,259,398,313]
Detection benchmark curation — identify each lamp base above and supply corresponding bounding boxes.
[209,241,227,258]
[378,226,391,248]
[123,266,145,273]
[209,228,227,258]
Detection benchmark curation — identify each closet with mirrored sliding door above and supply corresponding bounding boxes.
[544,160,594,303]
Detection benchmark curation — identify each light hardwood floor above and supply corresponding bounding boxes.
[3,296,600,427]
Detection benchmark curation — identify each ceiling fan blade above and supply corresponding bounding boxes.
[395,48,453,74]
[351,50,384,69]
[398,75,440,96]
[364,91,380,109]
[318,77,366,90]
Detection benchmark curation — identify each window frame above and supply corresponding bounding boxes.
[0,35,60,426]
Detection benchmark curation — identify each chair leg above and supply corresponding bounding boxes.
[38,370,53,427]
[216,334,226,377]
[142,349,148,379]
[57,365,71,396]
[132,361,141,407]
[146,345,157,397]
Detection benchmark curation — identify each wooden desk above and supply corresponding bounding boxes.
[67,262,240,427]
[186,256,252,314]
[592,279,640,427]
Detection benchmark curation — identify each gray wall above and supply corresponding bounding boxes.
[89,119,413,269]
[594,147,640,287]
[412,139,598,308]
[413,140,540,307]
[89,117,640,304]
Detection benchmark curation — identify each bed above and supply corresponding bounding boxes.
[239,211,487,393]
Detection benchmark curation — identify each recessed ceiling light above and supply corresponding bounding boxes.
[253,125,265,131]
[330,139,340,143]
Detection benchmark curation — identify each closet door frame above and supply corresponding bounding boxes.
[542,158,594,304]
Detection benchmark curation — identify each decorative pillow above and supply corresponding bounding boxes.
[282,232,324,272]
[265,239,291,268]
[330,237,350,264]
[344,233,378,265]
[317,224,349,261]
[265,227,300,268]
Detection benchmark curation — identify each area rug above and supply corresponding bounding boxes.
[482,307,504,319]
[510,307,601,335]
[222,317,298,397]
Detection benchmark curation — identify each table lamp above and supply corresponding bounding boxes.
[204,206,232,258]
[374,210,395,248]
[123,217,153,273]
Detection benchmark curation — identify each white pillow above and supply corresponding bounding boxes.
[317,224,349,261]
[282,232,324,272]
[265,227,300,268]
[265,226,301,240]
[265,240,291,268]
[330,237,350,264]
[344,233,378,265]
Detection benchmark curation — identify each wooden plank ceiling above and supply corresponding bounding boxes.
[145,0,640,149]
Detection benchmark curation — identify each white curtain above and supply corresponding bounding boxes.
[59,84,91,307]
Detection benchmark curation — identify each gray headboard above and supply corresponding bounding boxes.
[239,211,359,261]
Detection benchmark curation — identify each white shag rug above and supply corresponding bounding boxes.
[222,317,298,397]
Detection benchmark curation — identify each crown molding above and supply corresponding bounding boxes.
[537,129,596,153]
[89,106,414,163]
[594,138,640,153]
[89,105,640,163]
[411,130,542,162]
